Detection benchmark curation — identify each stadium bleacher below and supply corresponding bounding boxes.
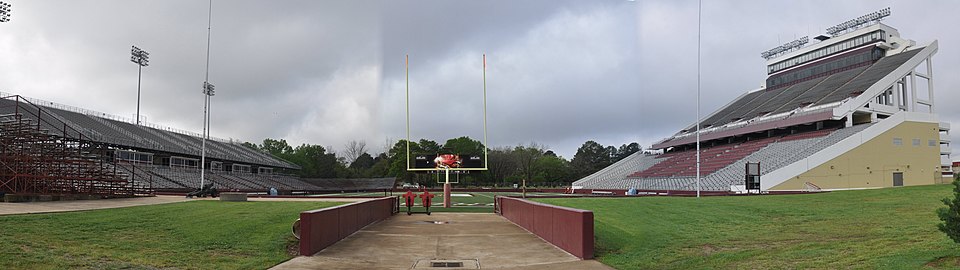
[578,125,871,191]
[575,21,950,192]
[1,93,396,194]
[662,48,921,147]
[2,96,301,170]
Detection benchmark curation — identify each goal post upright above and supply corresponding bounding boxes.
[405,54,490,208]
[482,54,488,172]
[406,54,411,173]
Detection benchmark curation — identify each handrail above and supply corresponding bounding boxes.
[0,91,234,143]
[2,95,84,141]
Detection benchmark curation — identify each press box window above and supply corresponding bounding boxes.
[893,138,903,146]
[913,139,921,146]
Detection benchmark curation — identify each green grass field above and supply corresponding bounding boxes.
[537,184,960,269]
[9,186,950,270]
[313,191,572,213]
[0,200,342,270]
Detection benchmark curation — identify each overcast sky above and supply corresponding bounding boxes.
[0,0,957,159]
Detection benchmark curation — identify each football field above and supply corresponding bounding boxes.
[310,191,576,212]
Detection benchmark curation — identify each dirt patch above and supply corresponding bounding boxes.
[700,244,718,256]
[286,239,300,256]
[926,256,960,268]
[682,243,741,257]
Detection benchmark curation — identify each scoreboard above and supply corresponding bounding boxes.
[413,154,483,169]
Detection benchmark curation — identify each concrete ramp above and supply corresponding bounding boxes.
[272,213,611,269]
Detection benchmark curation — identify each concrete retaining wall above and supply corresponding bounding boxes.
[299,197,396,256]
[496,196,594,259]
[219,192,247,201]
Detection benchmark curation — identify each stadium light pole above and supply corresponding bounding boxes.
[0,1,11,23]
[200,0,214,189]
[695,0,702,198]
[130,46,150,125]
[201,82,215,188]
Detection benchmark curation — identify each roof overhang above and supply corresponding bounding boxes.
[651,110,835,150]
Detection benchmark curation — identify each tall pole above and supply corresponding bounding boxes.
[443,166,451,208]
[130,46,149,125]
[200,0,214,189]
[482,54,488,169]
[405,55,410,171]
[696,0,702,198]
[136,65,142,125]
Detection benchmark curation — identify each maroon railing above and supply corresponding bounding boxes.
[298,197,397,256]
[496,196,594,259]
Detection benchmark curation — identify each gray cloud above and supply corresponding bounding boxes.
[380,0,642,158]
[0,0,957,160]
[0,0,381,150]
[633,0,960,156]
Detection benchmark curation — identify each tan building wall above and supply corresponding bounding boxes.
[771,121,941,190]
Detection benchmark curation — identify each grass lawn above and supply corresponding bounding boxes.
[0,200,342,270]
[317,191,569,213]
[537,184,960,269]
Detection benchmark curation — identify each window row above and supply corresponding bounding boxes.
[768,30,885,74]
[893,137,939,147]
[766,47,884,89]
[116,150,153,163]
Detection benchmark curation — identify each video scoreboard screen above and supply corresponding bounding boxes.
[413,154,483,169]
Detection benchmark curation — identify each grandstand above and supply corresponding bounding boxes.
[0,93,396,196]
[575,18,952,192]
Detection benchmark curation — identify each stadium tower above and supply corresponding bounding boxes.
[574,9,952,193]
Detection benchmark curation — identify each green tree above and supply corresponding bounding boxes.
[938,179,960,243]
[315,151,340,178]
[418,139,441,154]
[241,141,259,150]
[486,147,517,186]
[365,153,390,177]
[616,142,641,161]
[533,155,572,185]
[605,145,618,164]
[443,136,485,155]
[514,143,545,184]
[260,138,293,157]
[287,144,339,178]
[388,139,419,183]
[570,140,609,178]
[350,153,375,171]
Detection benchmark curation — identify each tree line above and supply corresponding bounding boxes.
[242,137,640,186]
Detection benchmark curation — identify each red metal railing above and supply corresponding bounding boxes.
[0,95,151,197]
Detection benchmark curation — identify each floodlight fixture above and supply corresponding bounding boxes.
[826,7,890,36]
[130,45,150,125]
[203,81,215,96]
[761,36,809,60]
[199,80,215,189]
[130,46,149,67]
[0,1,11,23]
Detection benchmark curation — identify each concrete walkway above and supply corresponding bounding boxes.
[0,195,191,216]
[0,195,368,216]
[272,213,612,270]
